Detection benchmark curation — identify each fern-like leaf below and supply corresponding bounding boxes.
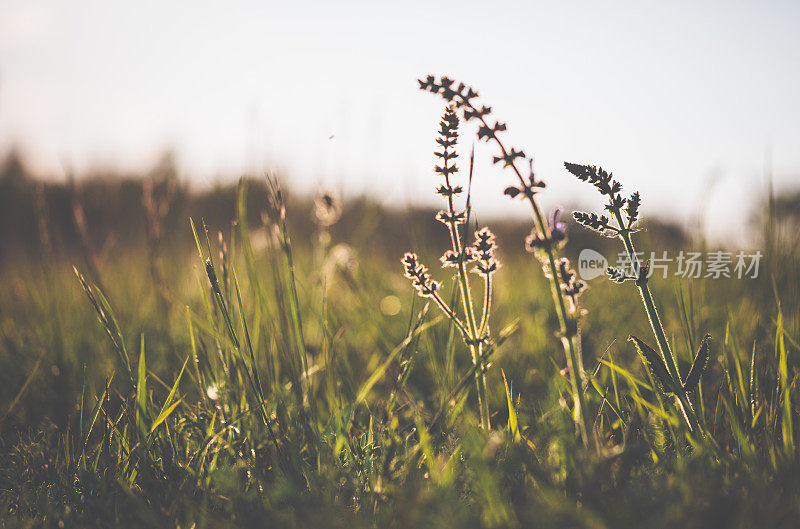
[626,191,641,225]
[573,211,610,234]
[629,335,675,395]
[563,162,593,182]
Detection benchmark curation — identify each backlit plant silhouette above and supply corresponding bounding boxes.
[565,162,711,434]
[402,106,500,430]
[419,76,591,445]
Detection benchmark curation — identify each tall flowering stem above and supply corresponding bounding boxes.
[419,76,591,446]
[403,106,500,430]
[566,162,708,435]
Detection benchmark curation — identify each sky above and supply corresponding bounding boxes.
[1,0,799,241]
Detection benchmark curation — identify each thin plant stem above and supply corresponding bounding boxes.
[565,161,708,436]
[478,123,590,445]
[418,78,590,441]
[402,106,499,430]
[441,127,490,430]
[612,209,703,434]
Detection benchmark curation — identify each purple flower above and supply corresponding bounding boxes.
[550,208,567,244]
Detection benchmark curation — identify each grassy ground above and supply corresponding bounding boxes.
[0,165,799,528]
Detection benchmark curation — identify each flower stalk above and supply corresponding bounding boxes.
[419,76,591,446]
[403,106,500,430]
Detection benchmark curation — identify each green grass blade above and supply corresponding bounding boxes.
[150,356,189,435]
[501,369,520,442]
[354,316,441,407]
[136,335,148,440]
[683,333,711,392]
[777,310,793,454]
[149,399,182,435]
[0,348,46,429]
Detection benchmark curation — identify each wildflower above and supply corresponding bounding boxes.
[524,230,548,252]
[420,76,592,444]
[435,209,466,225]
[472,227,500,275]
[401,105,502,430]
[572,211,611,235]
[550,208,567,246]
[436,184,462,197]
[477,121,507,142]
[402,253,440,297]
[440,248,476,268]
[547,257,586,313]
[493,148,526,167]
[523,209,566,252]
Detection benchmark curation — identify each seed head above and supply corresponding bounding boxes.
[418,75,479,106]
[564,162,628,216]
[440,248,476,268]
[555,257,587,312]
[435,210,467,226]
[492,147,525,168]
[421,76,538,212]
[313,188,342,227]
[205,258,219,289]
[435,184,463,197]
[402,252,441,297]
[472,227,500,275]
[504,159,546,200]
[477,121,507,143]
[434,106,460,178]
[607,266,635,283]
[573,211,611,235]
[524,230,547,252]
[626,191,641,225]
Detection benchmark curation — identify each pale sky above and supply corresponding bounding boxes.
[1,0,799,241]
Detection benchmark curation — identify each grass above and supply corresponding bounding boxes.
[0,83,799,528]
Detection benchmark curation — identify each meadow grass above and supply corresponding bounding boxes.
[0,82,799,528]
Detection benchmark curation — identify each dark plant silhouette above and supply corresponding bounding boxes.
[565,162,711,434]
[403,106,501,429]
[419,76,591,445]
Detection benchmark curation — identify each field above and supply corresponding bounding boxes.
[1,85,800,528]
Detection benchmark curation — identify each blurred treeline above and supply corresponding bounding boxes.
[0,148,703,270]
